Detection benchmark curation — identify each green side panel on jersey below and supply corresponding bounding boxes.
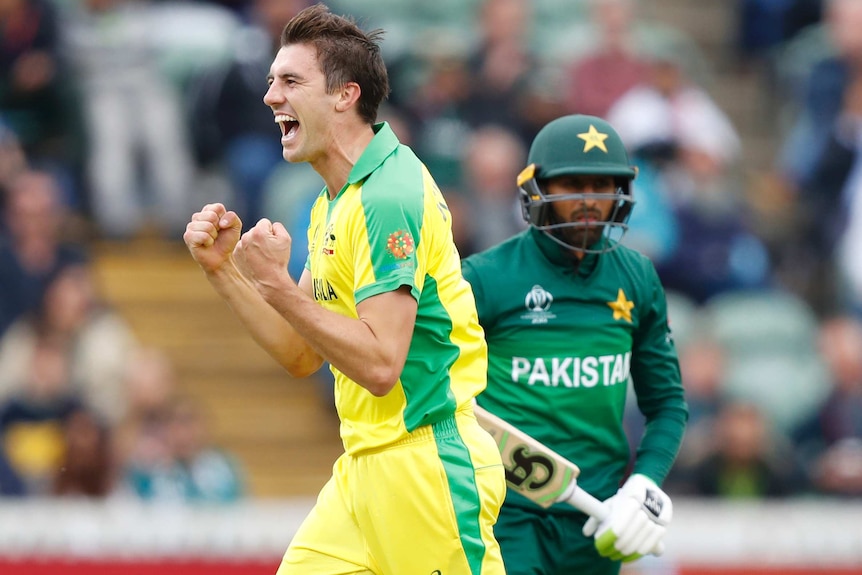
[401,275,459,431]
[434,418,485,575]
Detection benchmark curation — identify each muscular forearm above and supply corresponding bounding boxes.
[259,279,412,397]
[207,263,324,377]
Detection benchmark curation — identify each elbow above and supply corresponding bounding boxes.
[277,353,323,380]
[362,365,400,397]
[285,363,319,380]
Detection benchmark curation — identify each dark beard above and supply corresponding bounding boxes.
[557,223,603,250]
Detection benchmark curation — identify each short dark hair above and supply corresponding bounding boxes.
[281,3,390,124]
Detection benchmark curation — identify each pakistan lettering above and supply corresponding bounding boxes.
[313,278,338,301]
[511,352,631,387]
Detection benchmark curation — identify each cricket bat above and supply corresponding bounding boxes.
[474,403,610,521]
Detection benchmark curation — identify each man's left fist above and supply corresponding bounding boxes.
[582,473,673,562]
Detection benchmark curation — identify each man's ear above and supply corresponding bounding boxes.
[335,82,361,112]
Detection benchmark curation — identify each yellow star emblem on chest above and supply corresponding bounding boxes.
[607,288,634,323]
[578,124,609,153]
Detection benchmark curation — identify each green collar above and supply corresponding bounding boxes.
[347,122,399,186]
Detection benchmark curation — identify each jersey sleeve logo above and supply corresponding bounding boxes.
[386,230,414,260]
[607,288,634,323]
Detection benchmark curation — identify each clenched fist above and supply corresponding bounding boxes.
[582,473,672,562]
[233,217,294,295]
[183,203,243,275]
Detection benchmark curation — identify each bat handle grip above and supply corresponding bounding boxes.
[563,484,611,521]
[565,485,665,557]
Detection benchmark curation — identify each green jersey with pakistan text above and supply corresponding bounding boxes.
[462,227,687,511]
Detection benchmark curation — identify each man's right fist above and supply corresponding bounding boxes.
[183,203,243,274]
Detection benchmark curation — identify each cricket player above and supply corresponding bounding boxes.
[183,4,505,574]
[462,114,689,575]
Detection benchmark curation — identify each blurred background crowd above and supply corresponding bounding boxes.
[0,0,861,504]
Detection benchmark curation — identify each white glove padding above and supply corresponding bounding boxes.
[582,473,673,562]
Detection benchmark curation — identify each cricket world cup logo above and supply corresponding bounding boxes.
[522,285,556,324]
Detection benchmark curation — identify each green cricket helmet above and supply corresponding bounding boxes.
[518,114,637,254]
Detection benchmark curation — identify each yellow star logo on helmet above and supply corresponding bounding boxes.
[577,124,609,153]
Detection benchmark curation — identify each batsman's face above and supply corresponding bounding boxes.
[264,43,338,164]
[545,174,616,249]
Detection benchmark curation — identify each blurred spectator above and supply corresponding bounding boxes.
[632,328,728,496]
[442,189,480,259]
[187,0,309,230]
[671,336,726,466]
[0,337,86,495]
[654,187,773,304]
[840,157,862,312]
[563,0,650,119]
[793,315,862,495]
[783,0,825,40]
[206,0,254,21]
[63,0,195,240]
[0,168,88,336]
[396,42,473,189]
[51,408,115,497]
[619,155,680,265]
[0,119,26,194]
[737,0,824,64]
[113,347,175,488]
[460,124,527,253]
[608,47,741,179]
[0,0,83,207]
[775,0,862,313]
[461,0,551,144]
[123,396,244,503]
[115,349,244,503]
[0,442,24,495]
[737,0,795,62]
[0,260,138,425]
[811,438,862,496]
[678,402,809,498]
[607,47,772,303]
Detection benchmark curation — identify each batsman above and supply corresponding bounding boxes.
[462,114,689,575]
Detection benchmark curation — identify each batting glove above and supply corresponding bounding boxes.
[582,473,672,562]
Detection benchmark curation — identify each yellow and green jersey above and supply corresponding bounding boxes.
[305,122,487,455]
[462,227,688,509]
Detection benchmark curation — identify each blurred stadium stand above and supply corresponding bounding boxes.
[2,0,862,572]
[91,241,343,498]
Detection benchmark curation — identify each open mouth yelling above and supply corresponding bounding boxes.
[275,114,299,143]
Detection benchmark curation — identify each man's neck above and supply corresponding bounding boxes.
[314,122,376,199]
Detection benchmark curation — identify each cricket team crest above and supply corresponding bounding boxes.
[386,230,414,259]
[322,223,336,256]
[607,288,634,323]
[577,124,609,153]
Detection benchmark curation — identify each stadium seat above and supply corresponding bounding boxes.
[704,289,821,356]
[702,289,830,433]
